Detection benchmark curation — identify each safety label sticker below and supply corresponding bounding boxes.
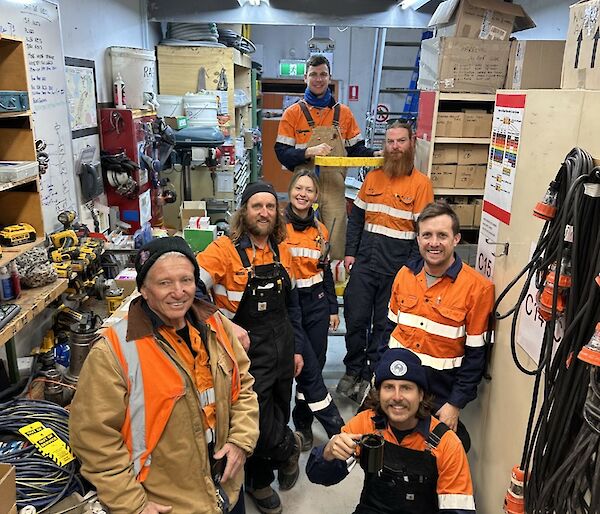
[19,421,75,466]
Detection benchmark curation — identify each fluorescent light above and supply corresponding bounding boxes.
[400,0,430,9]
[237,0,269,5]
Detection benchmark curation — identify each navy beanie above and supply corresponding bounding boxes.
[241,181,277,206]
[134,236,199,288]
[374,348,429,391]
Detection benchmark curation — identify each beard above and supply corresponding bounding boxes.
[382,145,415,177]
[246,216,275,237]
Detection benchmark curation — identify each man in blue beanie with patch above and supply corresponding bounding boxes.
[306,348,476,514]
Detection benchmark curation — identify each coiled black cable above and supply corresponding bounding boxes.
[0,399,84,512]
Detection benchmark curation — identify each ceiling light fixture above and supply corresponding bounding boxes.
[237,0,269,5]
[399,0,430,10]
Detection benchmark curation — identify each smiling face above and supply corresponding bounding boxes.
[304,63,331,98]
[417,214,461,276]
[379,379,423,431]
[289,175,318,217]
[245,192,277,238]
[140,254,196,330]
[383,127,415,177]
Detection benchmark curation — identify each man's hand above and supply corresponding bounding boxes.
[230,321,250,351]
[294,353,304,377]
[344,256,355,273]
[141,502,172,513]
[329,314,340,331]
[213,442,247,484]
[305,143,333,158]
[323,433,361,462]
[436,403,460,432]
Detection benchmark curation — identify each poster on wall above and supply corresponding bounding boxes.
[0,0,78,232]
[65,57,98,137]
[483,93,526,225]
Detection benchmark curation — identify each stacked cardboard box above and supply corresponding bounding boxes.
[419,0,535,94]
[431,143,489,190]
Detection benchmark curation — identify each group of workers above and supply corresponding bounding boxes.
[68,54,494,514]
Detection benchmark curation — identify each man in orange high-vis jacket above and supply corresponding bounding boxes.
[275,54,376,259]
[307,348,476,514]
[69,237,259,514]
[382,201,495,451]
[338,121,434,402]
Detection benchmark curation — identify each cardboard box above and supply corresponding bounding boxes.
[115,267,137,298]
[505,40,566,89]
[418,37,510,94]
[184,226,217,253]
[462,111,493,137]
[473,199,483,226]
[180,200,207,231]
[455,164,487,188]
[452,203,476,226]
[164,116,188,130]
[431,164,457,188]
[562,0,600,89]
[432,143,459,163]
[429,0,535,41]
[436,113,464,137]
[458,144,489,164]
[0,464,16,514]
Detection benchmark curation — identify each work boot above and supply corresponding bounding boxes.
[296,425,313,452]
[278,431,303,491]
[336,373,359,398]
[247,486,282,514]
[353,379,371,405]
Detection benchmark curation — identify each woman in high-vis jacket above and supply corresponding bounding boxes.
[285,169,345,450]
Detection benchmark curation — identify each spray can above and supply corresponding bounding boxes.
[0,266,14,301]
[9,261,21,299]
[113,72,126,109]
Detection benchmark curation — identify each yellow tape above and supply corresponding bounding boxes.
[19,421,75,466]
[314,156,384,167]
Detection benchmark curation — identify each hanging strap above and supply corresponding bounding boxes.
[425,422,450,452]
[299,101,315,128]
[234,237,281,269]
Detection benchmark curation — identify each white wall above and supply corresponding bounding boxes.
[509,0,572,40]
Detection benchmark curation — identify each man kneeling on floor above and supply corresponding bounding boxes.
[306,348,476,514]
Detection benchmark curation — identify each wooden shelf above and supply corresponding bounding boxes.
[0,110,32,119]
[439,93,495,102]
[0,174,37,193]
[435,137,490,144]
[0,278,68,348]
[435,188,484,196]
[0,236,45,268]
[233,50,251,68]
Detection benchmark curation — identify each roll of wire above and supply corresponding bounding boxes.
[493,148,600,513]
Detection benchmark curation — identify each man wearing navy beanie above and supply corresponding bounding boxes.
[307,348,476,514]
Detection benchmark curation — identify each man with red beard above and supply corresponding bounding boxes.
[337,121,434,402]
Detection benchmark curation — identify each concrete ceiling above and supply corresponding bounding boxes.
[147,0,442,28]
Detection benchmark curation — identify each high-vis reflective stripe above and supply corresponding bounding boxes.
[296,391,333,412]
[219,307,236,319]
[198,387,216,408]
[389,337,464,370]
[438,493,476,510]
[276,135,296,146]
[397,312,466,339]
[388,308,398,323]
[289,247,321,260]
[199,267,214,290]
[466,334,486,347]
[346,133,363,147]
[295,143,308,149]
[365,223,415,240]
[213,284,244,302]
[296,273,324,288]
[354,198,414,220]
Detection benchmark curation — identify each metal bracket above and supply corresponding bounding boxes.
[485,238,510,258]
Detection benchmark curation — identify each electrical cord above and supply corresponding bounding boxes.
[0,399,84,512]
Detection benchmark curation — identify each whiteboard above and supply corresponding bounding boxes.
[0,0,77,232]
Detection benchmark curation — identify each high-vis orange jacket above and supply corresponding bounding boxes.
[306,410,476,513]
[275,100,373,171]
[385,255,495,409]
[346,168,434,276]
[285,221,338,315]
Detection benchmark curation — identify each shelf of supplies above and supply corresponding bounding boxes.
[0,175,38,193]
[0,278,68,348]
[0,110,32,119]
[0,236,45,268]
[439,93,496,102]
[435,138,490,144]
[434,188,484,196]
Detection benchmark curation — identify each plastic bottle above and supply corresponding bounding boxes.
[9,261,21,299]
[0,266,15,301]
[113,72,126,109]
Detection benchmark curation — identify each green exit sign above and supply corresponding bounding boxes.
[279,60,306,77]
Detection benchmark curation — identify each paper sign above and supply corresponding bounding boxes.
[20,421,75,466]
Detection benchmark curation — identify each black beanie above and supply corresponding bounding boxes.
[374,348,429,391]
[134,236,199,288]
[241,181,277,206]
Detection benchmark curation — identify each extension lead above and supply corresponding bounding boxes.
[492,147,600,513]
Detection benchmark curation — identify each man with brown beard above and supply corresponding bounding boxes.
[336,121,434,402]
